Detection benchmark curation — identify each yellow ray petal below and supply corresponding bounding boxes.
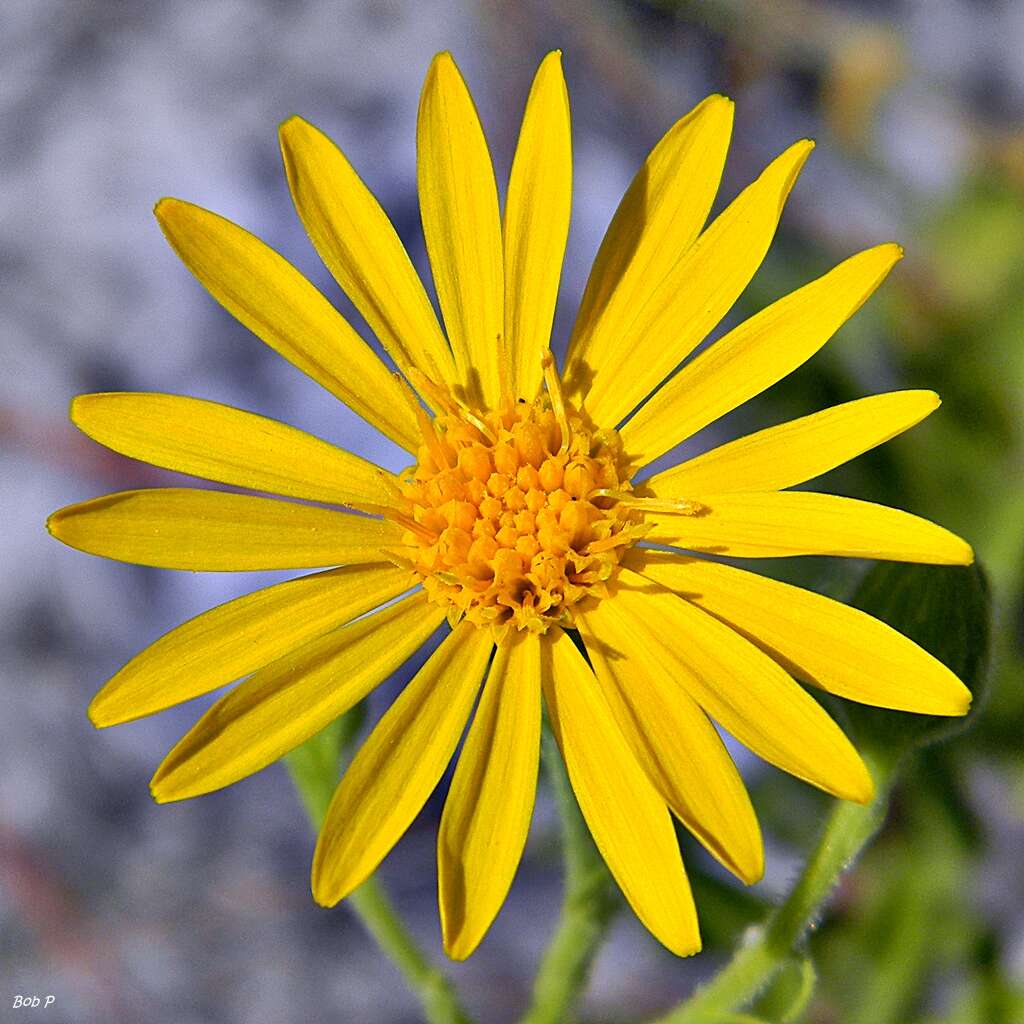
[313,622,493,905]
[151,594,445,802]
[278,116,456,389]
[576,612,763,884]
[580,140,814,429]
[647,390,939,496]
[90,563,414,727]
[504,51,572,401]
[592,569,873,803]
[643,491,974,564]
[47,488,399,571]
[565,95,733,398]
[418,52,504,408]
[625,549,971,716]
[438,633,541,959]
[542,628,700,957]
[71,392,399,509]
[622,244,903,466]
[154,198,420,452]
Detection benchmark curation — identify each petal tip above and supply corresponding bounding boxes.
[430,50,457,76]
[847,764,875,806]
[665,932,703,958]
[883,240,905,264]
[45,508,65,541]
[278,113,307,132]
[736,847,766,886]
[792,137,816,166]
[442,931,476,962]
[86,697,112,729]
[310,882,334,908]
[153,196,184,222]
[310,861,345,908]
[148,776,173,805]
[68,393,97,429]
[951,683,974,717]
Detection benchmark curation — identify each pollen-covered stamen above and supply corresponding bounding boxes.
[541,352,571,455]
[591,490,708,516]
[396,361,645,637]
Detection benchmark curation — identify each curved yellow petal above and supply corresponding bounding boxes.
[643,491,974,565]
[438,633,541,959]
[622,244,903,467]
[278,116,456,389]
[71,392,399,509]
[593,570,873,803]
[648,390,940,496]
[565,95,733,398]
[580,140,814,429]
[504,51,572,401]
[312,622,493,905]
[47,488,398,571]
[576,611,763,884]
[418,52,504,408]
[90,563,415,727]
[626,549,972,716]
[542,628,700,957]
[154,198,420,452]
[151,594,445,802]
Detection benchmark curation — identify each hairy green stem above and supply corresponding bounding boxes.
[286,751,472,1024]
[654,748,897,1024]
[346,878,473,1024]
[521,731,619,1024]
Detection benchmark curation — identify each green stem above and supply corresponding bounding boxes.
[346,878,473,1024]
[521,730,619,1024]
[286,750,472,1024]
[653,747,898,1024]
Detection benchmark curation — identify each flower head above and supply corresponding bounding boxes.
[49,50,973,960]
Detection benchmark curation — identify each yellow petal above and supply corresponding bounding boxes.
[438,633,541,959]
[591,570,873,803]
[622,244,903,466]
[580,140,814,429]
[648,390,940,496]
[576,611,763,884]
[90,563,414,727]
[47,488,398,571]
[504,52,572,401]
[151,594,445,801]
[278,116,456,389]
[565,95,733,399]
[418,52,504,408]
[154,198,420,452]
[312,622,493,905]
[542,628,700,957]
[626,549,972,716]
[643,491,975,564]
[71,392,399,509]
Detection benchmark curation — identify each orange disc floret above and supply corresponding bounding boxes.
[395,393,644,638]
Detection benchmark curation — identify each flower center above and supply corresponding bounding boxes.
[393,371,643,639]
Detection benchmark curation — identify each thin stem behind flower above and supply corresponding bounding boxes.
[521,728,619,1024]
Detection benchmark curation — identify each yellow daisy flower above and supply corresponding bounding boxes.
[48,51,973,960]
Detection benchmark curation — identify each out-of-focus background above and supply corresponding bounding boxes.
[2,1,1023,1021]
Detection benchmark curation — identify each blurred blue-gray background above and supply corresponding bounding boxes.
[3,1,1023,1021]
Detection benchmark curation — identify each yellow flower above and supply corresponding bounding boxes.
[48,51,973,960]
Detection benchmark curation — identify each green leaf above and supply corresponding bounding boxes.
[841,562,991,761]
